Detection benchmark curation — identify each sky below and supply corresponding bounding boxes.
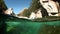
[4,0,32,14]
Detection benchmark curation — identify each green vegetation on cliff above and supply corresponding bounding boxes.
[18,0,48,17]
[0,0,7,10]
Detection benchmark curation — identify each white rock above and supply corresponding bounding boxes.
[29,12,36,19]
[4,8,13,15]
[40,0,59,16]
[35,9,42,18]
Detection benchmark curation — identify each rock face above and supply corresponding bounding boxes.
[4,8,13,15]
[18,8,28,16]
[29,9,42,19]
[18,8,42,19]
[29,12,36,19]
[17,0,60,19]
[17,8,29,19]
[35,9,42,18]
[4,8,15,16]
[40,0,59,16]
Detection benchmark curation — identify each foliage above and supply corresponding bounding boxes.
[27,0,40,17]
[18,0,48,17]
[18,8,29,17]
[28,0,40,12]
[0,0,7,10]
[18,0,40,17]
[23,0,48,17]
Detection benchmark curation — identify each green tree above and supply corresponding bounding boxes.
[18,8,29,17]
[28,0,48,17]
[0,0,7,10]
[27,0,40,17]
[18,0,48,17]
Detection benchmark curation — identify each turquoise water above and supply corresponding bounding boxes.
[0,14,60,34]
[6,19,60,34]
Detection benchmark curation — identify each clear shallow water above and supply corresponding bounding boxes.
[6,19,60,34]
